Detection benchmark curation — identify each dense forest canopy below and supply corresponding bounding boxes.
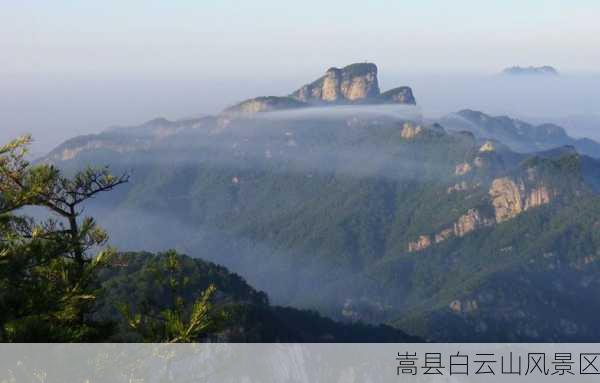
[0,135,418,342]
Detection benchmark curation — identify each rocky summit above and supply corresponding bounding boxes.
[290,63,381,103]
[223,63,416,116]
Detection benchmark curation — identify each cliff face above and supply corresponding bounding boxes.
[379,87,416,105]
[409,167,558,253]
[400,122,423,139]
[407,146,595,254]
[453,209,493,237]
[222,63,417,115]
[408,235,432,252]
[409,177,555,252]
[489,177,552,222]
[291,63,380,103]
[489,178,524,223]
[409,208,495,252]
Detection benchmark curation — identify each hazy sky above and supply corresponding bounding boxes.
[3,0,600,75]
[2,1,600,153]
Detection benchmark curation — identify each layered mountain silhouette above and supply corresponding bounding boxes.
[42,63,600,342]
[440,109,600,158]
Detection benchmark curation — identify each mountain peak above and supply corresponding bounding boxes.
[291,62,381,103]
[502,66,559,76]
[223,63,416,116]
[326,62,378,77]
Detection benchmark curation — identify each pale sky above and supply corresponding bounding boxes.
[3,0,600,76]
[1,1,600,153]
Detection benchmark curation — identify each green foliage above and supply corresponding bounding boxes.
[42,112,600,342]
[0,135,420,343]
[117,250,222,342]
[0,136,126,341]
[97,251,419,342]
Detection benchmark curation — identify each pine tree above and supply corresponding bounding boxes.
[118,250,221,342]
[0,135,128,341]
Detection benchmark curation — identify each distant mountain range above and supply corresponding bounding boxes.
[41,63,600,341]
[439,109,600,158]
[502,66,559,76]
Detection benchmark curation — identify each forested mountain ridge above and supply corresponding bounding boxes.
[96,251,420,342]
[36,64,600,341]
[439,109,600,158]
[0,132,419,342]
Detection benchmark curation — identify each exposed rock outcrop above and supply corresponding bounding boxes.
[489,178,524,222]
[489,177,553,222]
[291,63,380,103]
[408,235,432,252]
[524,186,552,210]
[222,96,307,116]
[453,209,494,237]
[455,162,473,176]
[449,299,479,314]
[435,228,454,243]
[410,175,556,253]
[222,63,417,116]
[400,122,423,139]
[410,209,494,252]
[479,141,496,152]
[379,87,416,105]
